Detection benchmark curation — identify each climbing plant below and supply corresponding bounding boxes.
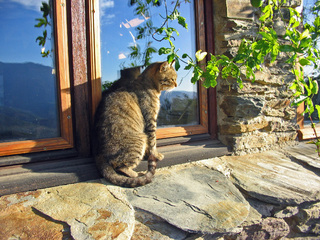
[35,1,52,58]
[129,0,320,155]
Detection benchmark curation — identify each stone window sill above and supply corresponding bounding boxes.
[0,135,229,196]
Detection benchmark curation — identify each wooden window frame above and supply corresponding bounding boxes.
[0,0,73,157]
[88,0,217,140]
[297,103,320,140]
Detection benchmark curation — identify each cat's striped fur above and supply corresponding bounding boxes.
[93,61,177,187]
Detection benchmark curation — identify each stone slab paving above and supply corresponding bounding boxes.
[0,181,135,240]
[125,164,250,235]
[1,143,320,239]
[219,151,320,205]
[284,142,320,170]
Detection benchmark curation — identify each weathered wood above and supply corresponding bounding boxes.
[204,0,218,138]
[0,149,77,167]
[156,125,207,139]
[0,158,99,196]
[70,0,91,157]
[298,127,320,140]
[87,0,102,122]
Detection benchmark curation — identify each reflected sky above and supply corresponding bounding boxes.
[99,0,197,92]
[0,0,52,67]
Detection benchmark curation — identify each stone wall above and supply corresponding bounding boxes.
[212,0,300,154]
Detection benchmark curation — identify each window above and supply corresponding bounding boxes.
[297,0,320,140]
[0,0,73,157]
[0,0,221,195]
[91,0,215,140]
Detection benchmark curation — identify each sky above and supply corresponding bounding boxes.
[302,0,320,77]
[0,0,197,92]
[99,0,197,92]
[0,0,53,67]
[2,0,316,91]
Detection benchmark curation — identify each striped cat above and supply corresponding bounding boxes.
[93,61,177,187]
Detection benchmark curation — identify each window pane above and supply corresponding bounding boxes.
[0,1,60,142]
[99,0,198,128]
[303,0,320,123]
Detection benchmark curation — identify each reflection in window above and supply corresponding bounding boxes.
[100,0,198,128]
[303,0,320,123]
[0,1,60,142]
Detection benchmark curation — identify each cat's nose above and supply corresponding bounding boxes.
[174,82,177,87]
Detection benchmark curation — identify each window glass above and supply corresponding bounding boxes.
[99,0,198,128]
[0,0,60,142]
[303,0,320,123]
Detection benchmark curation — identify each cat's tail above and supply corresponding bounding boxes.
[101,155,157,188]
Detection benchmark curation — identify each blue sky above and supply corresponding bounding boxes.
[0,0,197,92]
[99,0,197,92]
[2,0,316,91]
[0,0,53,67]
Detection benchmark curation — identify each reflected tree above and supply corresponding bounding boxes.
[35,1,52,58]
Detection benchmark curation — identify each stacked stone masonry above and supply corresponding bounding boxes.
[213,0,301,154]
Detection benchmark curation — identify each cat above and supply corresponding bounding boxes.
[93,61,177,187]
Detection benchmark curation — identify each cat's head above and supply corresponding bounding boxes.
[155,61,177,91]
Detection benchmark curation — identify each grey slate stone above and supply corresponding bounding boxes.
[125,165,250,234]
[222,151,320,205]
[284,143,320,170]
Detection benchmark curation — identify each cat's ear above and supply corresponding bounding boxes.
[160,61,175,72]
[170,60,175,68]
[160,62,169,72]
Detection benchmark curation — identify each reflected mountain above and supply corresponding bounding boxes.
[158,90,198,127]
[0,62,60,142]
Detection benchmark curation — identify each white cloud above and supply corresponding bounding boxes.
[100,0,114,9]
[100,0,115,24]
[118,53,126,59]
[121,18,145,29]
[101,13,115,25]
[10,0,42,11]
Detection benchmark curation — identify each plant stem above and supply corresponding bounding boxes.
[309,116,320,157]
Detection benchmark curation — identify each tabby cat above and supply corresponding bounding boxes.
[93,61,177,187]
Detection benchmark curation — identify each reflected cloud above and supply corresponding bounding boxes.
[121,18,145,29]
[100,0,115,25]
[118,53,126,60]
[9,0,42,11]
[101,0,114,9]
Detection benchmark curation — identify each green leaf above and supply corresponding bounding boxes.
[250,0,263,8]
[299,58,311,66]
[182,53,189,59]
[191,66,203,84]
[292,95,308,106]
[177,16,188,29]
[316,105,320,122]
[195,50,207,62]
[259,5,272,22]
[158,47,171,55]
[312,80,319,95]
[279,45,295,52]
[259,31,275,42]
[184,64,193,70]
[174,57,180,71]
[167,53,175,64]
[300,29,310,40]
